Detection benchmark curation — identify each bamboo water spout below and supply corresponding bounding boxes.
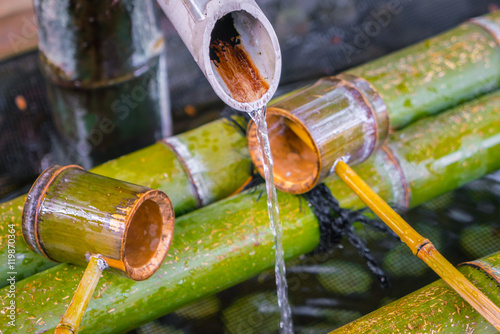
[157,0,281,112]
[248,10,500,194]
[21,165,175,333]
[5,89,500,333]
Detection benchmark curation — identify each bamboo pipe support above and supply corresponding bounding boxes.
[55,255,108,334]
[334,159,500,331]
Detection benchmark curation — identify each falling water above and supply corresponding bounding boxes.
[250,106,294,333]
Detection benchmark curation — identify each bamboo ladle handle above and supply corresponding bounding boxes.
[55,255,108,334]
[334,159,500,331]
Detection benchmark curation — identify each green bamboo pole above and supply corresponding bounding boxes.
[4,89,500,333]
[330,251,500,334]
[0,116,251,286]
[248,10,500,194]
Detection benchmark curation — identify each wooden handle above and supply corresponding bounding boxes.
[334,159,500,331]
[55,256,107,334]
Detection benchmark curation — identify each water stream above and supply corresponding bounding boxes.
[250,107,294,333]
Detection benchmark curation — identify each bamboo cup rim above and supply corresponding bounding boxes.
[247,107,322,194]
[22,165,175,281]
[120,189,174,281]
[22,165,83,258]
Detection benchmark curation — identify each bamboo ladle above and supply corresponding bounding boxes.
[22,165,175,333]
[283,119,500,330]
[334,159,500,331]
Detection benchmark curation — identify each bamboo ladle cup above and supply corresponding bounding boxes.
[249,109,500,330]
[22,165,175,334]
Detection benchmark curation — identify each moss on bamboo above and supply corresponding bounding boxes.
[4,90,500,333]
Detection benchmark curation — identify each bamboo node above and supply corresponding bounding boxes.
[469,16,500,50]
[54,322,75,334]
[415,240,432,257]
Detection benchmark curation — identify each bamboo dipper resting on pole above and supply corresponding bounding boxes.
[333,159,500,331]
[254,105,500,328]
[246,10,500,331]
[248,10,500,194]
[0,116,252,286]
[21,165,175,334]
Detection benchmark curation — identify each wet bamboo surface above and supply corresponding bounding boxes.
[0,117,251,286]
[331,251,500,334]
[3,90,500,333]
[35,0,174,166]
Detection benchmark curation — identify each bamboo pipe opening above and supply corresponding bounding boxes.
[208,10,276,109]
[123,191,175,281]
[247,107,321,194]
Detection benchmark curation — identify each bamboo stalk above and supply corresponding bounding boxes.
[54,256,106,334]
[248,10,500,194]
[5,89,500,333]
[0,116,251,286]
[334,159,500,330]
[348,12,500,128]
[330,252,500,334]
[36,0,172,167]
